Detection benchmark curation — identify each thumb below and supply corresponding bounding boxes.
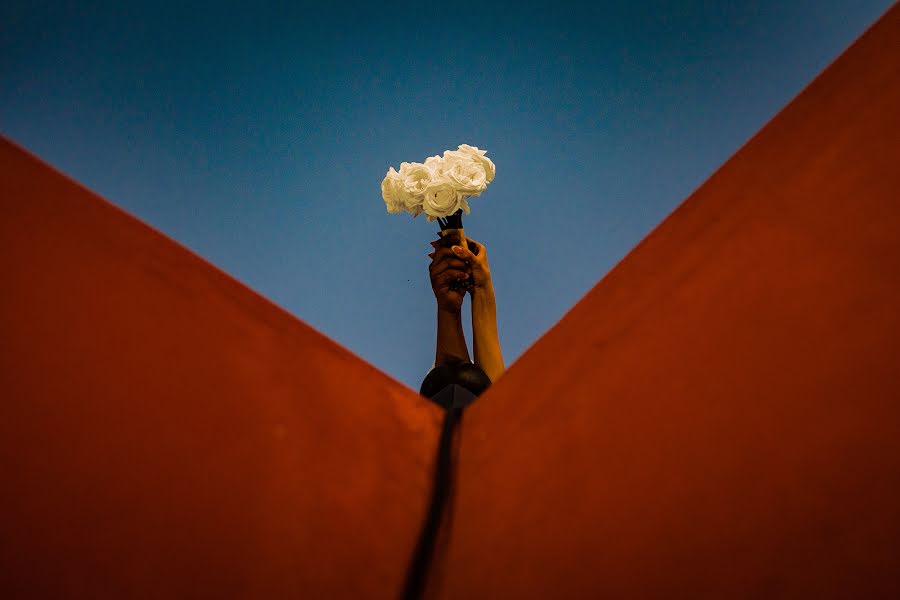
[451,244,476,262]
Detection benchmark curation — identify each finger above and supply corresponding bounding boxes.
[450,243,477,262]
[427,251,435,259]
[429,257,472,273]
[436,269,469,286]
[430,258,470,277]
[439,231,462,246]
[432,247,464,262]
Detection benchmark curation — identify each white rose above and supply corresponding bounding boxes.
[441,150,487,196]
[406,193,424,218]
[399,161,436,196]
[423,154,444,176]
[457,144,495,183]
[381,167,405,214]
[422,178,463,220]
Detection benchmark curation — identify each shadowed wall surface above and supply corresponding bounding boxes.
[0,138,442,597]
[435,4,900,598]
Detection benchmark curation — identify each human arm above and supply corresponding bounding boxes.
[450,237,505,382]
[428,238,472,366]
[434,307,469,366]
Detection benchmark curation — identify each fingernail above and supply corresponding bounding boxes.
[452,245,462,254]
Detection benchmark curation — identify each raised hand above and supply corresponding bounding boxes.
[448,235,492,295]
[428,237,471,313]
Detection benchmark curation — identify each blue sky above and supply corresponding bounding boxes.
[1,1,893,390]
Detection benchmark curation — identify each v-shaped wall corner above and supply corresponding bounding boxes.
[433,3,900,598]
[3,3,900,598]
[0,136,444,597]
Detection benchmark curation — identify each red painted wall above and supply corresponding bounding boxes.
[435,4,900,598]
[0,138,443,597]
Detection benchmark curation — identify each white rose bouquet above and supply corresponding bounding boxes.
[381,144,495,293]
[381,144,495,229]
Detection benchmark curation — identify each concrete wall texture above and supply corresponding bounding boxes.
[0,138,443,596]
[435,4,900,598]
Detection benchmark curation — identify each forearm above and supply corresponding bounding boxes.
[471,282,505,382]
[436,307,470,366]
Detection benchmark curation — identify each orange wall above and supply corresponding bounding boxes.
[436,4,900,598]
[0,138,442,597]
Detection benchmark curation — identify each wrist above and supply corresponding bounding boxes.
[438,305,462,317]
[471,279,494,297]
